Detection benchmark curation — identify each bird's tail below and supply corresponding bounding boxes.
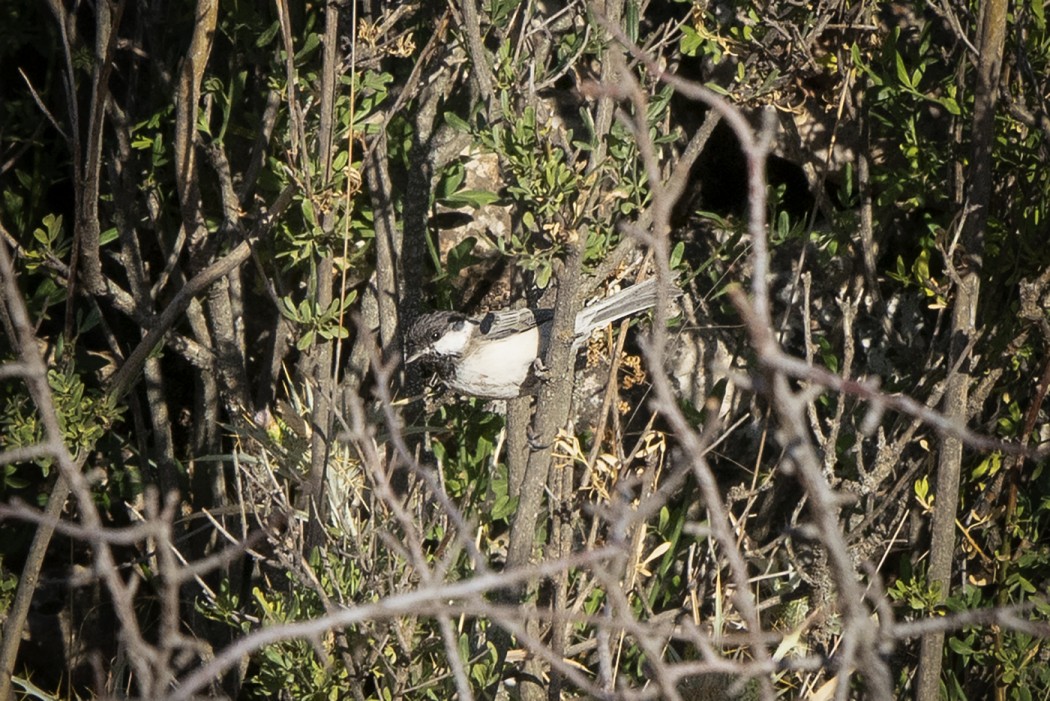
[575,277,663,339]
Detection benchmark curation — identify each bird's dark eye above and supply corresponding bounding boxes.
[430,330,441,342]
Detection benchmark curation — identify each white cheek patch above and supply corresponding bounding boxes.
[432,323,472,356]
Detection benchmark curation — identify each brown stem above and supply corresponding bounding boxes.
[916,0,1007,697]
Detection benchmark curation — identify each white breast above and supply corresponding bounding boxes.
[448,327,541,399]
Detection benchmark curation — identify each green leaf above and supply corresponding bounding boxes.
[301,199,316,228]
[295,33,321,62]
[536,261,552,288]
[1013,574,1037,594]
[491,495,518,520]
[625,0,639,43]
[332,149,349,173]
[490,0,522,26]
[938,97,961,115]
[444,189,501,209]
[670,241,685,270]
[895,255,907,279]
[776,210,790,241]
[895,51,911,88]
[914,475,929,501]
[704,81,730,96]
[446,237,479,275]
[972,452,1000,479]
[257,20,280,47]
[680,26,702,57]
[279,296,299,319]
[444,111,471,132]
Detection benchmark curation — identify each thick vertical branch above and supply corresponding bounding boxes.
[504,0,625,574]
[174,0,217,259]
[170,0,227,559]
[47,0,124,302]
[304,0,343,548]
[916,0,1007,698]
[508,238,586,701]
[367,136,401,355]
[202,145,252,413]
[459,0,495,114]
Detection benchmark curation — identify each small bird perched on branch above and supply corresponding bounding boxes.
[405,278,662,399]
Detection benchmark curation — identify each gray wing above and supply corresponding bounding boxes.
[478,307,554,339]
[574,278,660,337]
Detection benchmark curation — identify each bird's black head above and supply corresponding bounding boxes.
[405,311,471,364]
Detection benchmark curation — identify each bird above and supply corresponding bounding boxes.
[405,278,662,399]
